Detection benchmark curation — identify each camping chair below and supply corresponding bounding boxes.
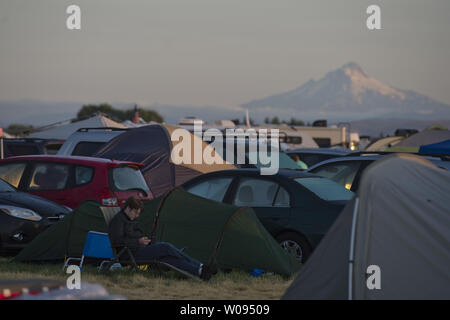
[63,231,116,271]
[98,206,196,278]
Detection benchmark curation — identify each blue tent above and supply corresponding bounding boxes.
[419,139,450,155]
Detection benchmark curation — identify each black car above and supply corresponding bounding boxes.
[2,138,63,158]
[0,178,70,255]
[286,148,352,168]
[182,169,354,262]
[307,154,450,192]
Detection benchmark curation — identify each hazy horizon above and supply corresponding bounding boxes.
[1,1,450,127]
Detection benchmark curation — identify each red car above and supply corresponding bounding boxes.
[0,155,153,209]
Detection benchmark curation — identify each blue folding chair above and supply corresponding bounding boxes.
[63,231,115,271]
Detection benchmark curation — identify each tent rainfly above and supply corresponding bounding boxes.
[392,129,450,148]
[28,115,126,140]
[283,153,450,300]
[419,139,450,155]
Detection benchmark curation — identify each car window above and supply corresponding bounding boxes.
[186,177,233,202]
[44,143,63,155]
[0,178,16,192]
[294,177,354,201]
[312,138,331,148]
[5,144,40,157]
[75,166,94,185]
[297,153,334,167]
[0,163,26,187]
[274,186,290,207]
[28,163,70,190]
[233,178,290,207]
[111,166,150,192]
[310,161,362,190]
[246,151,301,170]
[72,142,106,156]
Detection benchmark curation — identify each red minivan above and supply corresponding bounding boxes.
[0,155,153,209]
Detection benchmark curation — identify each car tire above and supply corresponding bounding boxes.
[276,232,312,263]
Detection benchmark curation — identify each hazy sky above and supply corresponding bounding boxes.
[1,0,450,109]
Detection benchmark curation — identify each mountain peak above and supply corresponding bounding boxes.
[338,62,368,80]
[329,62,404,101]
[241,62,450,120]
[341,62,365,74]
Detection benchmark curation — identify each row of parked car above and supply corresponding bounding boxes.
[1,127,448,263]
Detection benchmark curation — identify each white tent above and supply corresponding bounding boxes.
[28,115,126,140]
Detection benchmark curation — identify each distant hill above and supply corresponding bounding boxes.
[242,62,450,121]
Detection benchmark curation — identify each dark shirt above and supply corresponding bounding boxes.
[108,209,144,256]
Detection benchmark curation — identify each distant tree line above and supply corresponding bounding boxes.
[2,103,164,137]
[76,103,164,123]
[4,124,35,136]
[264,117,306,126]
[230,117,309,127]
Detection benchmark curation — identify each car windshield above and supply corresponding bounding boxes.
[294,177,354,201]
[111,166,150,192]
[0,179,16,192]
[246,151,301,170]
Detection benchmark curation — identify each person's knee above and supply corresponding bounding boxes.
[158,242,182,256]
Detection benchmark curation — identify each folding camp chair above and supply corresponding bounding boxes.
[98,206,196,278]
[109,241,196,278]
[63,231,116,271]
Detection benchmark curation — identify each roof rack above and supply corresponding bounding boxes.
[77,127,129,132]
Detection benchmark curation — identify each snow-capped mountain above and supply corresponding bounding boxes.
[242,62,450,121]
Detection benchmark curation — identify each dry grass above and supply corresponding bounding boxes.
[0,258,295,300]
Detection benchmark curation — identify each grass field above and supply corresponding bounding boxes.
[0,258,296,299]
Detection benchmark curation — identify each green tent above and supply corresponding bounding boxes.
[14,189,300,277]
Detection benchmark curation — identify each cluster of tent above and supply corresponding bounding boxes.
[30,116,237,197]
[283,153,450,299]
[15,188,300,277]
[385,129,450,154]
[11,116,450,298]
[93,124,235,197]
[15,117,303,276]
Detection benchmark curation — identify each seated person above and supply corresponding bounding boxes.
[290,154,308,170]
[108,196,216,281]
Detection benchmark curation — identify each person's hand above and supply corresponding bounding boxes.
[139,237,151,246]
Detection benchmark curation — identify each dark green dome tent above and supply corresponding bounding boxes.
[14,189,300,277]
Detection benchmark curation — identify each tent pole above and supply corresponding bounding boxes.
[348,197,360,300]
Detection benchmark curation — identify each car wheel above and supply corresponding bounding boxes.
[276,232,311,263]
